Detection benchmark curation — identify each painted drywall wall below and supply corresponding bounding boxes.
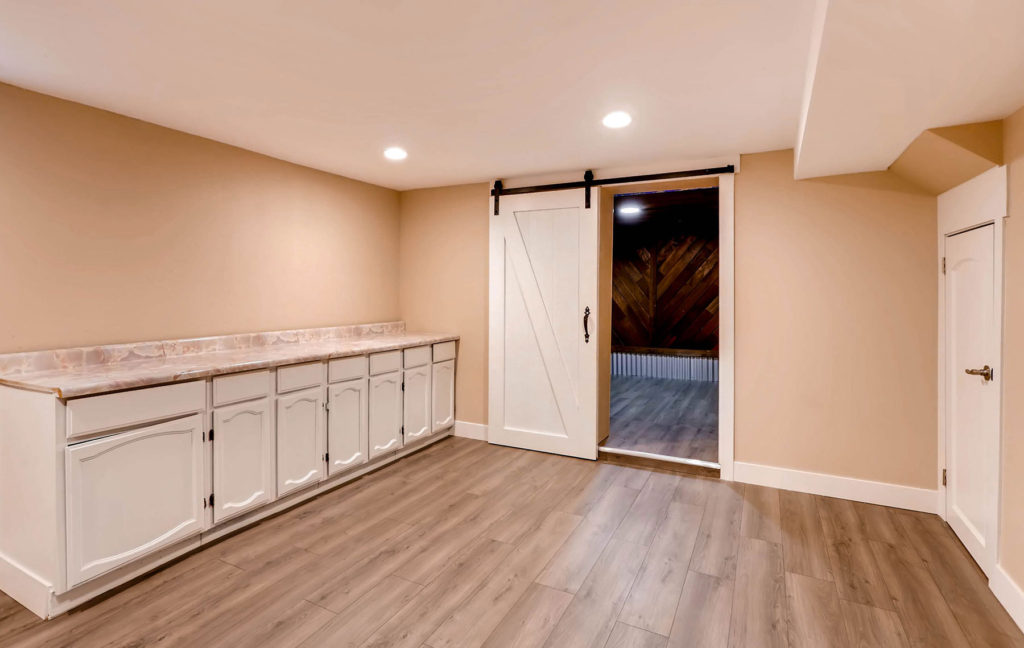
[398,184,490,425]
[430,162,935,491]
[735,150,937,488]
[1001,104,1024,585]
[0,82,400,353]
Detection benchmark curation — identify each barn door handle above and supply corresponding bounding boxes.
[583,307,591,344]
[965,365,994,381]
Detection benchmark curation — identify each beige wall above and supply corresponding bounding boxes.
[1000,104,1024,585]
[398,184,490,425]
[401,153,938,490]
[735,150,937,488]
[0,83,400,353]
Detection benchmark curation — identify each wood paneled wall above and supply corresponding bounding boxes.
[611,188,719,353]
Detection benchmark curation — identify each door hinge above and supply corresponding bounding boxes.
[942,257,946,274]
[324,452,330,463]
[401,381,405,392]
[209,493,215,507]
[942,468,947,486]
[400,426,405,437]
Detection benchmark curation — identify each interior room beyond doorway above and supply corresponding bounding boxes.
[604,187,720,468]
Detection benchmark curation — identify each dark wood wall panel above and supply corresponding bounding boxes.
[612,188,719,353]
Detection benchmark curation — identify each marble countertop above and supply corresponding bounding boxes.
[0,331,458,399]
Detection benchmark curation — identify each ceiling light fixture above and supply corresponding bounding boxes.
[602,111,632,129]
[384,146,408,161]
[619,206,641,215]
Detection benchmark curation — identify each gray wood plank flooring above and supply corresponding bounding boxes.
[606,376,718,463]
[0,437,1020,648]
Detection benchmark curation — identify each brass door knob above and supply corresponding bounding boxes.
[965,365,994,381]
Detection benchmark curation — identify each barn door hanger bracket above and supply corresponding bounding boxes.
[584,169,594,209]
[492,180,503,216]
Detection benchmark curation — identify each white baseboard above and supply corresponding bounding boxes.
[733,461,940,514]
[454,420,488,441]
[991,564,1024,634]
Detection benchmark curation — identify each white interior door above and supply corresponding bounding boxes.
[489,188,598,459]
[945,223,999,574]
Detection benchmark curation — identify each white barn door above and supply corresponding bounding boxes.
[489,188,598,459]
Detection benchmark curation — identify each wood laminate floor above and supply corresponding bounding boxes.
[1,437,1021,648]
[606,376,718,463]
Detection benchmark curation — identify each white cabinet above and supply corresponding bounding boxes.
[404,365,432,443]
[369,372,403,458]
[327,378,368,476]
[432,359,455,432]
[276,386,325,496]
[212,398,273,524]
[65,414,204,587]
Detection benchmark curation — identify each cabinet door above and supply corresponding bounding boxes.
[404,364,432,443]
[66,414,204,587]
[368,371,403,458]
[432,360,455,432]
[327,378,368,476]
[276,386,325,497]
[212,398,273,524]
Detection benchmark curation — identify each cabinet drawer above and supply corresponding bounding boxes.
[369,351,401,375]
[329,355,367,383]
[403,346,431,368]
[277,362,325,394]
[67,381,205,440]
[213,370,271,406]
[433,341,456,363]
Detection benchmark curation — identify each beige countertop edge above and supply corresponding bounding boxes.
[0,334,459,399]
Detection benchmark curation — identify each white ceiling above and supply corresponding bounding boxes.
[1,1,1023,190]
[0,0,817,190]
[796,0,1024,178]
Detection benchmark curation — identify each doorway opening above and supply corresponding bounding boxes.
[601,186,720,470]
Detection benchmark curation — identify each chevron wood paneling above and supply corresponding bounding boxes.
[612,188,719,353]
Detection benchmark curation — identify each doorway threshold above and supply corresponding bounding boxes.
[598,445,720,478]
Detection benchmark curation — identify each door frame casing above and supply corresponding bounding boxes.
[597,174,734,478]
[937,164,1007,576]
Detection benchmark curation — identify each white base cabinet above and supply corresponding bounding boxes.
[432,359,455,432]
[65,414,205,588]
[212,398,273,524]
[276,386,326,496]
[327,378,369,475]
[0,335,456,619]
[369,372,403,458]
[404,364,432,443]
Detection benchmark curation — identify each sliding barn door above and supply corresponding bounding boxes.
[489,189,599,459]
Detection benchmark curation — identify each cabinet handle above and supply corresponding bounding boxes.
[583,307,591,344]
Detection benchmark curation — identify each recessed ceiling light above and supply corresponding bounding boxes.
[602,111,632,129]
[384,146,408,161]
[619,206,641,215]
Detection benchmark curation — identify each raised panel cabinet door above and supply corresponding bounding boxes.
[404,364,432,442]
[65,414,204,588]
[276,386,325,497]
[212,398,274,524]
[327,378,369,476]
[432,359,455,432]
[369,371,403,458]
